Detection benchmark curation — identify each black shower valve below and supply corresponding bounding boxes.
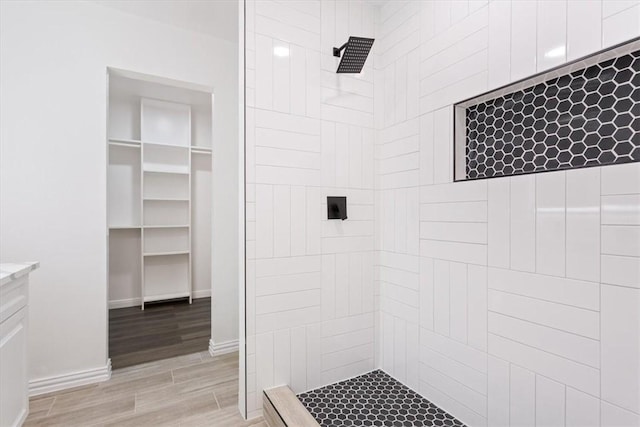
[327,196,347,220]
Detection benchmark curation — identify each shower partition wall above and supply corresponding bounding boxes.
[245,1,640,426]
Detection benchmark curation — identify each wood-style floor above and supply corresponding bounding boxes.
[109,298,211,369]
[24,351,265,427]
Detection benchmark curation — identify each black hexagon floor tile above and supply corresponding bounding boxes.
[297,370,465,427]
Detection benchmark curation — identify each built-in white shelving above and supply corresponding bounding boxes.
[108,73,213,310]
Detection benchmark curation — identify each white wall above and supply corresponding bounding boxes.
[0,0,238,384]
[375,1,640,426]
[244,0,377,418]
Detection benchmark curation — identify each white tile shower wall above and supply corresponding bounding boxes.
[374,1,640,427]
[245,0,377,417]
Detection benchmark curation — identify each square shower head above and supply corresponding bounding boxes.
[334,36,375,74]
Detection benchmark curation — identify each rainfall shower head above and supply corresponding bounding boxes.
[333,36,375,73]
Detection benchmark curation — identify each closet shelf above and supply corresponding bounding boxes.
[143,168,189,175]
[108,138,210,153]
[109,225,141,229]
[143,292,191,303]
[143,251,190,257]
[143,197,189,202]
[143,224,190,229]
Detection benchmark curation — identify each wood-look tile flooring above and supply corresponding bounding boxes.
[24,351,265,427]
[109,297,211,369]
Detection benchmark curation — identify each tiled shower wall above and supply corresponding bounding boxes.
[245,0,377,417]
[245,0,640,424]
[375,1,640,427]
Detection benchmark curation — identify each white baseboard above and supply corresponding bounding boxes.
[209,338,239,356]
[192,289,212,299]
[29,359,112,396]
[109,290,212,309]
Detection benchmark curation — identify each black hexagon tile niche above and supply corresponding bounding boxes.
[463,48,640,180]
[298,370,465,427]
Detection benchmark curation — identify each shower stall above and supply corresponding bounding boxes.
[243,1,640,425]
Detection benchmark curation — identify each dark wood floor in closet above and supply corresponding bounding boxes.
[109,297,211,369]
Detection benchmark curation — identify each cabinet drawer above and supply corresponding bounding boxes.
[0,306,28,427]
[0,275,28,324]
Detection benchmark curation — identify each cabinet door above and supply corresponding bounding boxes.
[0,307,28,427]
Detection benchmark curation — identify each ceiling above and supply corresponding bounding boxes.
[93,0,239,43]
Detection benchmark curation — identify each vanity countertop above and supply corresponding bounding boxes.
[0,262,39,287]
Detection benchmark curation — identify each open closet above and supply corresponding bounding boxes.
[107,70,213,310]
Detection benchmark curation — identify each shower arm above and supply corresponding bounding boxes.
[333,42,348,58]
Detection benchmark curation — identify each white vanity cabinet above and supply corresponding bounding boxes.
[0,262,38,427]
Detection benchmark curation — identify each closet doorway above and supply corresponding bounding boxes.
[106,69,214,368]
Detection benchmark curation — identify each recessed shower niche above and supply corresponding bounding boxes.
[454,38,640,181]
[107,69,213,309]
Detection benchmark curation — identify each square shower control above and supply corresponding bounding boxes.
[327,196,347,220]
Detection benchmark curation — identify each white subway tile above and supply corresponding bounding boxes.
[421,239,488,266]
[290,186,306,256]
[489,334,600,396]
[602,225,640,257]
[421,327,488,374]
[450,262,468,343]
[422,342,487,397]
[601,255,640,289]
[601,162,640,195]
[488,177,510,268]
[274,328,291,387]
[421,221,487,245]
[566,167,601,282]
[306,323,322,390]
[488,289,599,339]
[306,187,321,254]
[272,40,291,113]
[603,4,640,47]
[422,201,488,223]
[256,272,321,296]
[488,0,511,89]
[256,332,275,395]
[420,257,435,331]
[566,387,600,427]
[536,171,566,276]
[509,365,535,427]
[602,194,640,225]
[468,265,488,352]
[488,312,599,368]
[393,317,407,382]
[601,401,640,427]
[488,267,599,310]
[567,0,602,60]
[420,364,488,417]
[510,175,536,272]
[322,343,374,372]
[255,35,273,110]
[433,107,453,184]
[488,356,510,427]
[256,109,321,136]
[510,0,537,80]
[603,0,639,17]
[321,254,335,320]
[421,180,488,203]
[434,259,451,336]
[255,147,320,169]
[601,284,640,414]
[255,184,274,258]
[419,113,435,186]
[420,381,489,427]
[256,306,321,333]
[537,0,567,71]
[273,185,291,257]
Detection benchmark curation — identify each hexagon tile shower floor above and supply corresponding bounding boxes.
[298,370,465,427]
